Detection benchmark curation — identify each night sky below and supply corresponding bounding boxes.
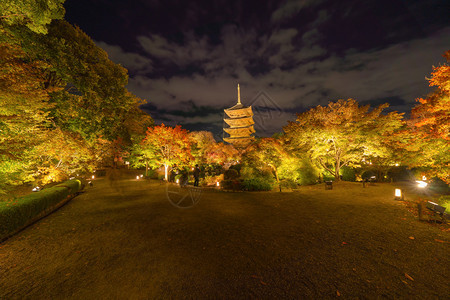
[64,0,449,139]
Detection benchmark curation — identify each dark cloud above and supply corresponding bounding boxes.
[65,0,450,136]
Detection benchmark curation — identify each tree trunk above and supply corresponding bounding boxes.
[145,161,148,176]
[334,160,340,182]
[164,164,169,181]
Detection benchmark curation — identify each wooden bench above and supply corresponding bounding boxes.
[426,201,447,223]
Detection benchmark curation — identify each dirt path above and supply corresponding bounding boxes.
[0,178,449,299]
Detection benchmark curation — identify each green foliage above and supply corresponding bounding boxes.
[284,99,404,181]
[340,166,356,182]
[0,179,80,240]
[278,156,319,185]
[0,20,152,191]
[0,0,66,34]
[438,195,450,211]
[242,177,274,191]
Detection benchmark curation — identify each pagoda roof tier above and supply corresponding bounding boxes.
[224,116,254,128]
[224,106,253,118]
[223,136,255,146]
[224,126,255,137]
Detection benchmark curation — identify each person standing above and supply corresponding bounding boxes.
[193,164,200,187]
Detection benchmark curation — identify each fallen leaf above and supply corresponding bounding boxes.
[336,290,341,296]
[401,279,408,285]
[408,236,415,240]
[405,273,414,281]
[342,242,347,245]
[434,239,446,243]
[66,273,71,276]
[260,280,268,285]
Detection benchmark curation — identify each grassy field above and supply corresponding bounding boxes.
[0,174,449,299]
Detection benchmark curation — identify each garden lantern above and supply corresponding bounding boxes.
[394,188,403,200]
[91,175,95,179]
[136,176,140,180]
[216,181,220,187]
[176,179,179,184]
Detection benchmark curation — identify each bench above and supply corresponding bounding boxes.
[426,201,447,223]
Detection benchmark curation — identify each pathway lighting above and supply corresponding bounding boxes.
[394,188,404,200]
[91,175,95,179]
[416,181,427,188]
[216,181,220,187]
[140,174,143,178]
[422,176,427,181]
[176,179,179,184]
[136,176,140,180]
[32,187,40,192]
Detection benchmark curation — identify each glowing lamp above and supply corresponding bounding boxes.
[176,179,179,184]
[216,181,220,187]
[125,161,130,165]
[91,175,95,179]
[136,176,140,180]
[422,176,427,181]
[32,187,40,192]
[394,188,403,200]
[140,175,143,178]
[395,163,399,166]
[416,181,427,188]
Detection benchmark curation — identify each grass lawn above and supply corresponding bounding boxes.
[0,174,449,299]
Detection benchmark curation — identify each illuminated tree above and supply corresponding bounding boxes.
[0,40,54,192]
[135,124,193,180]
[407,51,450,183]
[284,99,404,181]
[0,0,65,34]
[244,138,287,184]
[0,19,153,189]
[189,131,217,165]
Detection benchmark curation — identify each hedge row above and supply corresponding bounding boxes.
[0,180,81,241]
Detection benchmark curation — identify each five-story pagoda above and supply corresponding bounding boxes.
[223,84,255,148]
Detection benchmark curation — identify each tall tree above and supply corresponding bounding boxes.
[284,99,404,181]
[133,124,193,180]
[0,38,55,191]
[408,51,450,183]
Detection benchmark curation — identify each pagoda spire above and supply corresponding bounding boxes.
[237,84,241,104]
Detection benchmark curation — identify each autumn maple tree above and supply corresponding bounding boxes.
[284,99,404,181]
[407,51,450,183]
[133,124,193,180]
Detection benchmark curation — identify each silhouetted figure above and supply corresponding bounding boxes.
[170,165,178,182]
[193,164,200,187]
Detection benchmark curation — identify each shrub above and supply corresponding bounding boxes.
[242,177,274,191]
[340,166,356,181]
[0,179,81,240]
[438,195,450,211]
[224,169,239,180]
